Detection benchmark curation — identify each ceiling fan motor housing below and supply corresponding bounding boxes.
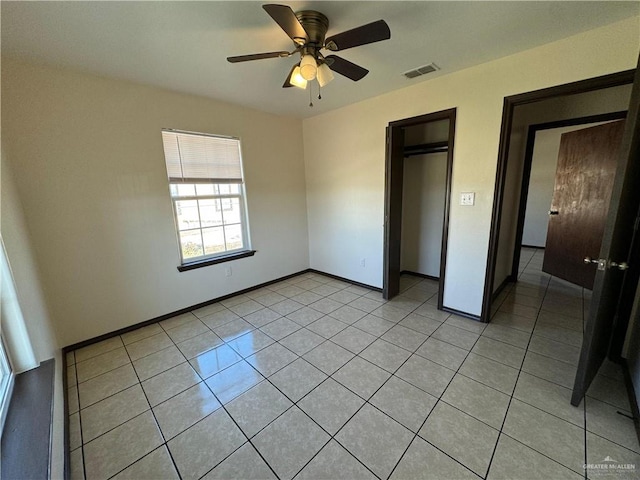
[295,10,329,54]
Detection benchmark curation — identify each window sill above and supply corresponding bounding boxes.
[1,359,54,480]
[177,250,256,272]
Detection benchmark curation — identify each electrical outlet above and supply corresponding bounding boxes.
[460,192,475,206]
[360,258,366,268]
[225,267,232,277]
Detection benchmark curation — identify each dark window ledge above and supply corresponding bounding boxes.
[1,359,55,480]
[177,250,256,272]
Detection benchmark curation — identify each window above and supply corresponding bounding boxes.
[161,130,252,267]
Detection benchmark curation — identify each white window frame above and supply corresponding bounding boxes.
[0,238,16,434]
[161,129,252,266]
[0,336,14,434]
[169,182,250,264]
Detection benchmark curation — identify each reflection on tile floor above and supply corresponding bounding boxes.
[66,249,640,479]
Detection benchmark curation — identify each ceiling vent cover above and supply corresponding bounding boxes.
[403,63,439,79]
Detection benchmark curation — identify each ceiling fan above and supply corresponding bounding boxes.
[227,4,391,94]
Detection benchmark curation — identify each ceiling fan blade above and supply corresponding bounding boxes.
[282,64,297,88]
[325,55,369,81]
[227,51,291,63]
[263,4,308,45]
[324,20,390,51]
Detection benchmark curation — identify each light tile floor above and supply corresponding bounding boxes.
[67,248,640,479]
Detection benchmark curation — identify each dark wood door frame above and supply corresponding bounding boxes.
[383,108,456,309]
[609,199,640,362]
[511,111,628,281]
[482,69,635,322]
[384,125,405,299]
[572,57,640,404]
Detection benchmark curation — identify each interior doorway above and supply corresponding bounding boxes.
[483,66,640,406]
[483,71,634,322]
[512,112,627,290]
[383,108,456,308]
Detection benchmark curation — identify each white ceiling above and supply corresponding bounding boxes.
[2,1,638,118]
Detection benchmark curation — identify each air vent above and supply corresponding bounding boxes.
[403,63,439,79]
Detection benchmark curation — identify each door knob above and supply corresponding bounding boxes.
[584,257,630,271]
[610,261,630,271]
[548,210,559,215]
[584,257,607,270]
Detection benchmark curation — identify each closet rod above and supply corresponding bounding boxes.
[404,141,448,157]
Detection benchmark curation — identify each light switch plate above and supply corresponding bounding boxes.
[460,192,475,206]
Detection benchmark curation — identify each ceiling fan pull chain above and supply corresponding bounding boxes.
[318,83,322,100]
[309,83,314,107]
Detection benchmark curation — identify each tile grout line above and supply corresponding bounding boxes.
[77,294,396,422]
[72,269,604,479]
[107,342,184,480]
[288,301,457,480]
[386,315,491,479]
[584,396,589,480]
[73,277,477,478]
[113,336,270,479]
[69,274,426,478]
[192,273,395,474]
[492,254,572,463]
[394,297,499,445]
[254,290,436,479]
[489,260,597,478]
[251,382,376,479]
[111,294,306,479]
[73,279,419,384]
[195,280,439,479]
[501,261,638,472]
[582,284,589,480]
[482,273,552,479]
[193,372,283,480]
[126,274,387,479]
[95,307,264,478]
[73,359,88,480]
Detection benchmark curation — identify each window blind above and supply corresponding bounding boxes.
[162,130,243,183]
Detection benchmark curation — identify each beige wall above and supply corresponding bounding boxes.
[2,58,309,347]
[303,17,640,316]
[1,150,64,478]
[1,152,57,365]
[401,152,447,277]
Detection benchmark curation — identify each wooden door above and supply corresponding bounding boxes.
[542,120,626,289]
[571,58,640,406]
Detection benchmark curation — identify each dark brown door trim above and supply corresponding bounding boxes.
[383,125,405,299]
[383,108,456,309]
[572,56,640,404]
[511,111,628,280]
[482,69,635,322]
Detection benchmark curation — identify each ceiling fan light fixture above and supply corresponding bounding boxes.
[317,62,334,87]
[228,4,392,100]
[299,54,317,81]
[290,65,308,89]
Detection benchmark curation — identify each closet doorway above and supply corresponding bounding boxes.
[383,108,456,307]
